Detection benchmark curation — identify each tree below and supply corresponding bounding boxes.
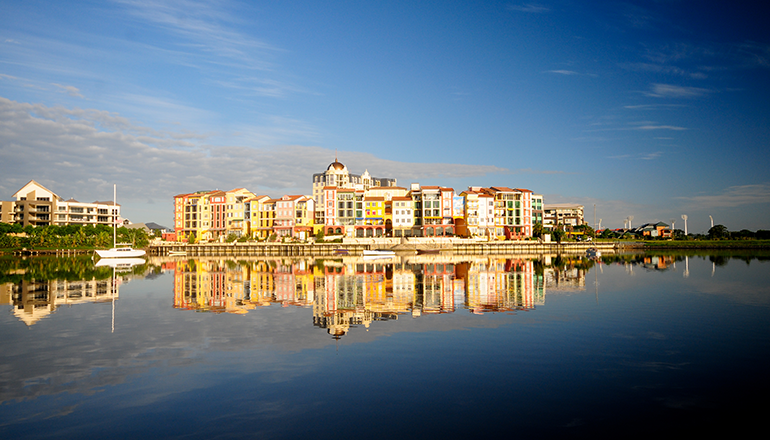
[707,225,729,240]
[532,222,543,238]
[552,225,565,244]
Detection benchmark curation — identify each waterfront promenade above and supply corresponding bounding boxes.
[148,238,625,257]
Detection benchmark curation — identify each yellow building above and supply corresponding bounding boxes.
[245,195,273,239]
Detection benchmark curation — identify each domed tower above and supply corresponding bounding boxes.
[312,154,352,210]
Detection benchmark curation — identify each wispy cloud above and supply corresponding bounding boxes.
[546,70,578,75]
[623,104,686,110]
[110,0,304,98]
[678,183,770,209]
[507,3,550,13]
[607,151,664,160]
[634,125,686,131]
[620,62,708,79]
[545,69,597,77]
[586,121,687,132]
[52,83,84,98]
[641,151,662,160]
[736,42,770,69]
[645,83,710,98]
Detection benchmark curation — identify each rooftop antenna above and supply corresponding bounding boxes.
[681,214,688,235]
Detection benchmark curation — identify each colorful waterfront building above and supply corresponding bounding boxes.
[484,186,533,240]
[224,188,255,238]
[244,195,273,240]
[273,194,315,239]
[389,195,414,237]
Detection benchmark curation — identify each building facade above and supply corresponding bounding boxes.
[2,180,120,228]
[543,204,585,229]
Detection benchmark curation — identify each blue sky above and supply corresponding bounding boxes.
[1,0,768,233]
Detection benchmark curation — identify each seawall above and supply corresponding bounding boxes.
[148,239,628,257]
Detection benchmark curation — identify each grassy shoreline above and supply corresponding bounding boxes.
[638,240,770,249]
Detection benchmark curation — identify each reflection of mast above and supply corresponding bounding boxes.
[684,256,689,278]
[111,265,116,333]
[594,263,599,305]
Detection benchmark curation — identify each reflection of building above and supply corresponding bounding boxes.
[640,255,675,270]
[173,260,253,313]
[173,259,317,313]
[544,266,586,291]
[456,259,543,314]
[0,278,117,326]
[170,257,547,337]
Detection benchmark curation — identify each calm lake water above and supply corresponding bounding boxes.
[1,252,769,438]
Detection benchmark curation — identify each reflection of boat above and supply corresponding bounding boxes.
[417,249,441,255]
[586,248,601,258]
[95,257,145,269]
[168,250,187,256]
[363,255,396,260]
[363,249,396,257]
[333,249,349,256]
[96,184,146,259]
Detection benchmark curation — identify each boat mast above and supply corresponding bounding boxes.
[113,184,117,248]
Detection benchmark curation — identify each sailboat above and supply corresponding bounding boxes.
[95,184,147,259]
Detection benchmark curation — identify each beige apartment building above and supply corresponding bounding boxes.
[543,204,585,228]
[1,180,120,227]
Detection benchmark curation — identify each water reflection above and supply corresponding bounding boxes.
[1,252,769,438]
[2,252,764,329]
[0,257,147,326]
[170,257,549,338]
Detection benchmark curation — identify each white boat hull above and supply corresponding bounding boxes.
[96,247,147,258]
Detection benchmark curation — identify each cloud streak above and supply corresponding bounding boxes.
[678,183,770,209]
[645,83,710,98]
[52,83,84,98]
[507,3,550,13]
